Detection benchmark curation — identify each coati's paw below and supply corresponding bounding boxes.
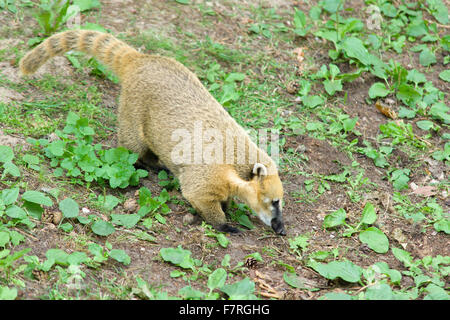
[217,224,241,234]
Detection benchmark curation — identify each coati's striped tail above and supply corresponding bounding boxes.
[19,30,142,79]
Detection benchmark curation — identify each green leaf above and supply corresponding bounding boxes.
[360,202,377,225]
[59,198,79,218]
[323,208,346,229]
[342,117,357,132]
[424,283,449,300]
[391,169,410,191]
[364,283,393,300]
[439,70,450,82]
[91,220,115,236]
[109,249,131,265]
[407,69,427,84]
[392,248,413,267]
[419,48,436,67]
[67,251,88,265]
[322,0,343,13]
[208,268,227,291]
[0,232,10,247]
[224,72,245,83]
[426,0,449,24]
[178,286,205,300]
[216,233,230,248]
[303,95,324,108]
[46,248,69,265]
[416,120,434,131]
[368,82,389,99]
[323,79,343,95]
[111,213,141,228]
[359,227,389,253]
[293,9,311,36]
[175,0,190,4]
[2,162,20,178]
[429,102,449,124]
[22,191,53,207]
[73,0,101,12]
[313,260,362,283]
[220,278,256,300]
[48,140,66,157]
[160,246,195,270]
[0,146,14,163]
[98,195,120,211]
[0,286,17,300]
[5,205,27,219]
[1,188,19,206]
[283,272,304,289]
[396,84,421,107]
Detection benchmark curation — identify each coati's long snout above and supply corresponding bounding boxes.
[20,30,287,235]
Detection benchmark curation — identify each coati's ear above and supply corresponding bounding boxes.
[252,163,267,178]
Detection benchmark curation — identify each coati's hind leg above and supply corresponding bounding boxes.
[135,149,170,173]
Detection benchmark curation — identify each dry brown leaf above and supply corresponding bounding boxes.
[411,185,437,197]
[293,47,305,68]
[376,100,397,119]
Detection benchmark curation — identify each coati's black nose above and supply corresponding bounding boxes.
[271,218,286,236]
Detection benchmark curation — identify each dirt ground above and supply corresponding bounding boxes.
[0,0,448,300]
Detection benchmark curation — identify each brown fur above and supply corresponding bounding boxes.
[20,30,285,234]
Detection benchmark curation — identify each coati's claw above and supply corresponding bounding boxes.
[217,224,241,234]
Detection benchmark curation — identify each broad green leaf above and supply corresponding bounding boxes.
[0,232,10,247]
[2,161,20,178]
[220,278,256,300]
[160,246,195,270]
[419,48,436,67]
[360,202,377,225]
[1,188,19,206]
[67,251,88,265]
[303,95,324,108]
[364,283,393,300]
[313,260,362,283]
[0,286,17,300]
[109,249,131,265]
[73,0,101,11]
[178,286,205,300]
[208,268,227,291]
[396,84,421,107]
[5,205,27,219]
[0,146,14,163]
[48,140,66,157]
[98,195,120,211]
[407,69,427,84]
[283,272,304,289]
[111,213,141,228]
[439,70,450,82]
[59,198,79,218]
[416,120,434,131]
[359,227,389,253]
[323,208,346,229]
[368,82,389,99]
[91,220,115,236]
[46,248,69,265]
[22,191,53,207]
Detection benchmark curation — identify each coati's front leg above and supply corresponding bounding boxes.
[188,198,240,233]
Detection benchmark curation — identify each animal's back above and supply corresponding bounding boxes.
[120,55,268,176]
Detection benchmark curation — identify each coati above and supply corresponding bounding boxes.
[19,30,286,235]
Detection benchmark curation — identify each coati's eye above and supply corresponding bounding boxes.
[272,199,280,206]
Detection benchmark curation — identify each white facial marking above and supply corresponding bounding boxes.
[263,198,270,204]
[258,211,272,226]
